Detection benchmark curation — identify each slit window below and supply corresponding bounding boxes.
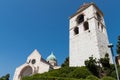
[74,27,79,35]
[96,12,101,21]
[101,24,104,32]
[76,14,84,24]
[84,21,89,31]
[98,22,100,29]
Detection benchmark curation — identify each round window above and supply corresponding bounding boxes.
[31,59,36,64]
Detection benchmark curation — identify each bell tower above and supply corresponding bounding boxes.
[69,2,113,66]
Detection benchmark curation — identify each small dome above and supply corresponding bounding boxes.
[46,52,56,61]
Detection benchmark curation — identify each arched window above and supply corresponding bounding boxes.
[74,27,79,35]
[76,14,84,24]
[84,21,89,31]
[19,66,33,79]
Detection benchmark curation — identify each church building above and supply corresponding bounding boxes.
[69,2,113,66]
[13,49,60,80]
[13,2,113,80]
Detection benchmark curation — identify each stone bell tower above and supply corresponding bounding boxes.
[69,2,113,67]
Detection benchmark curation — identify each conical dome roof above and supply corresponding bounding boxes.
[46,52,56,61]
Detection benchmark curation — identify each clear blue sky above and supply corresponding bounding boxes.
[0,0,119,80]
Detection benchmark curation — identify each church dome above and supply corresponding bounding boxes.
[46,52,56,61]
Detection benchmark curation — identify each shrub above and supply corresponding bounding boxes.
[86,75,99,80]
[102,76,116,80]
[85,56,100,77]
[100,53,110,68]
[59,67,75,77]
[68,67,92,79]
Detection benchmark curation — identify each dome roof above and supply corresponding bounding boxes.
[46,52,56,61]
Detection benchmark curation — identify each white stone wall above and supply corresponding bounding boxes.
[69,5,112,67]
[26,50,50,73]
[38,60,50,73]
[13,50,51,80]
[13,64,34,80]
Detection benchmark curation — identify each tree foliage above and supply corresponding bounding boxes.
[100,53,110,68]
[68,67,91,79]
[0,74,10,80]
[85,56,100,77]
[84,54,114,78]
[117,35,120,55]
[22,67,92,80]
[86,75,99,80]
[22,66,117,80]
[22,55,117,80]
[61,57,69,67]
[102,76,116,80]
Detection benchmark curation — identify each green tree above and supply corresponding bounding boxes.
[117,35,120,55]
[61,57,69,67]
[85,56,100,77]
[0,74,10,80]
[99,53,115,77]
[99,53,110,68]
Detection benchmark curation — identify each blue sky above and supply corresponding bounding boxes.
[0,0,119,80]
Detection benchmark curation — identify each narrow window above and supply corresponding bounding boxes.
[84,21,89,31]
[74,27,79,35]
[101,24,104,32]
[98,22,99,29]
[96,12,101,21]
[76,14,84,24]
[29,59,31,63]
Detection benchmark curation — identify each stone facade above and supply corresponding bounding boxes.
[69,3,113,67]
[13,50,60,80]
